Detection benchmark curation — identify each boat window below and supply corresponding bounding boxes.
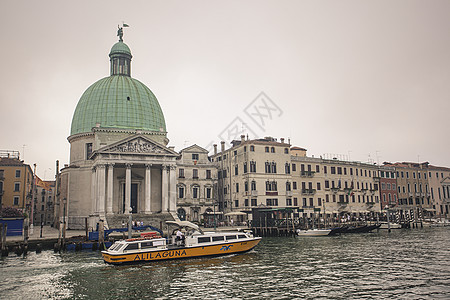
[238,234,247,239]
[141,241,153,249]
[108,243,121,251]
[198,237,211,243]
[125,243,139,251]
[153,240,165,246]
[225,235,237,240]
[212,236,225,242]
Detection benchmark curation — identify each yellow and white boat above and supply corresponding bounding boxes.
[102,220,261,265]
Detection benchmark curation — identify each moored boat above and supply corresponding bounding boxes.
[296,229,332,236]
[102,220,261,265]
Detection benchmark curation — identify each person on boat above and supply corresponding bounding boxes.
[176,228,185,246]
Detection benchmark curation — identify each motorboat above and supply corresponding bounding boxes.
[102,220,261,265]
[296,229,332,237]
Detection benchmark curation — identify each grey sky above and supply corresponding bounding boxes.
[1,0,449,180]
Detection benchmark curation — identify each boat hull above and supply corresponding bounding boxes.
[296,229,331,236]
[102,238,261,265]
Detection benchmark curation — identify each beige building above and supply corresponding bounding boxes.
[426,165,450,218]
[385,162,432,220]
[33,180,55,226]
[291,156,381,218]
[176,145,217,223]
[211,136,292,217]
[0,152,33,211]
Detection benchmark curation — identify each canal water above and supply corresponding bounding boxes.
[1,227,449,299]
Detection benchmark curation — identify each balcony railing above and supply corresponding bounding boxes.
[301,189,316,195]
[300,171,315,178]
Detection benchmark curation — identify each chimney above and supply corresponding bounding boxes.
[221,141,225,152]
[280,138,285,144]
[213,144,217,155]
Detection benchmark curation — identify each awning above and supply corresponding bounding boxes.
[166,220,200,231]
[224,212,247,216]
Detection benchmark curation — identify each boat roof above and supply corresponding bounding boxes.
[166,220,201,231]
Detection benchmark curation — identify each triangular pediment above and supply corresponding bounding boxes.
[96,135,179,157]
[180,144,208,154]
[441,176,450,185]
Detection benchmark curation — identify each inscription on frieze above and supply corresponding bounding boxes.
[110,139,164,154]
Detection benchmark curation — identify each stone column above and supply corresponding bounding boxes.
[145,164,152,214]
[91,167,97,215]
[162,165,168,212]
[96,164,106,216]
[169,165,177,212]
[125,163,132,214]
[106,163,114,214]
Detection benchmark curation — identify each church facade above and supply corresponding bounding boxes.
[60,29,182,229]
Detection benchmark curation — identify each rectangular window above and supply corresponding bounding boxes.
[13,196,19,205]
[198,237,211,243]
[250,161,257,173]
[234,200,239,208]
[193,187,198,198]
[193,169,198,179]
[337,167,342,175]
[286,198,292,206]
[251,199,257,206]
[325,180,329,189]
[292,164,296,172]
[178,187,184,198]
[331,167,336,174]
[206,169,211,179]
[317,182,321,190]
[316,165,320,173]
[179,168,185,178]
[14,182,20,192]
[324,166,327,174]
[235,165,238,175]
[15,170,21,178]
[244,199,249,207]
[293,182,297,190]
[206,188,211,199]
[294,197,298,206]
[350,168,353,176]
[244,162,248,173]
[192,153,199,160]
[235,183,239,193]
[86,143,93,160]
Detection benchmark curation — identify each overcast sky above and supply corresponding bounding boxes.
[1,0,449,180]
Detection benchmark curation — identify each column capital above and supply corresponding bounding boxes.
[162,164,168,170]
[169,165,177,170]
[107,162,115,167]
[145,163,153,169]
[126,163,133,169]
[96,164,106,169]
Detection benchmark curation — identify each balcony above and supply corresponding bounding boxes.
[300,171,315,178]
[338,200,348,206]
[266,191,278,196]
[366,201,376,207]
[331,187,340,193]
[301,189,316,195]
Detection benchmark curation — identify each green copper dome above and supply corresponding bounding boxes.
[110,41,132,56]
[70,38,166,136]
